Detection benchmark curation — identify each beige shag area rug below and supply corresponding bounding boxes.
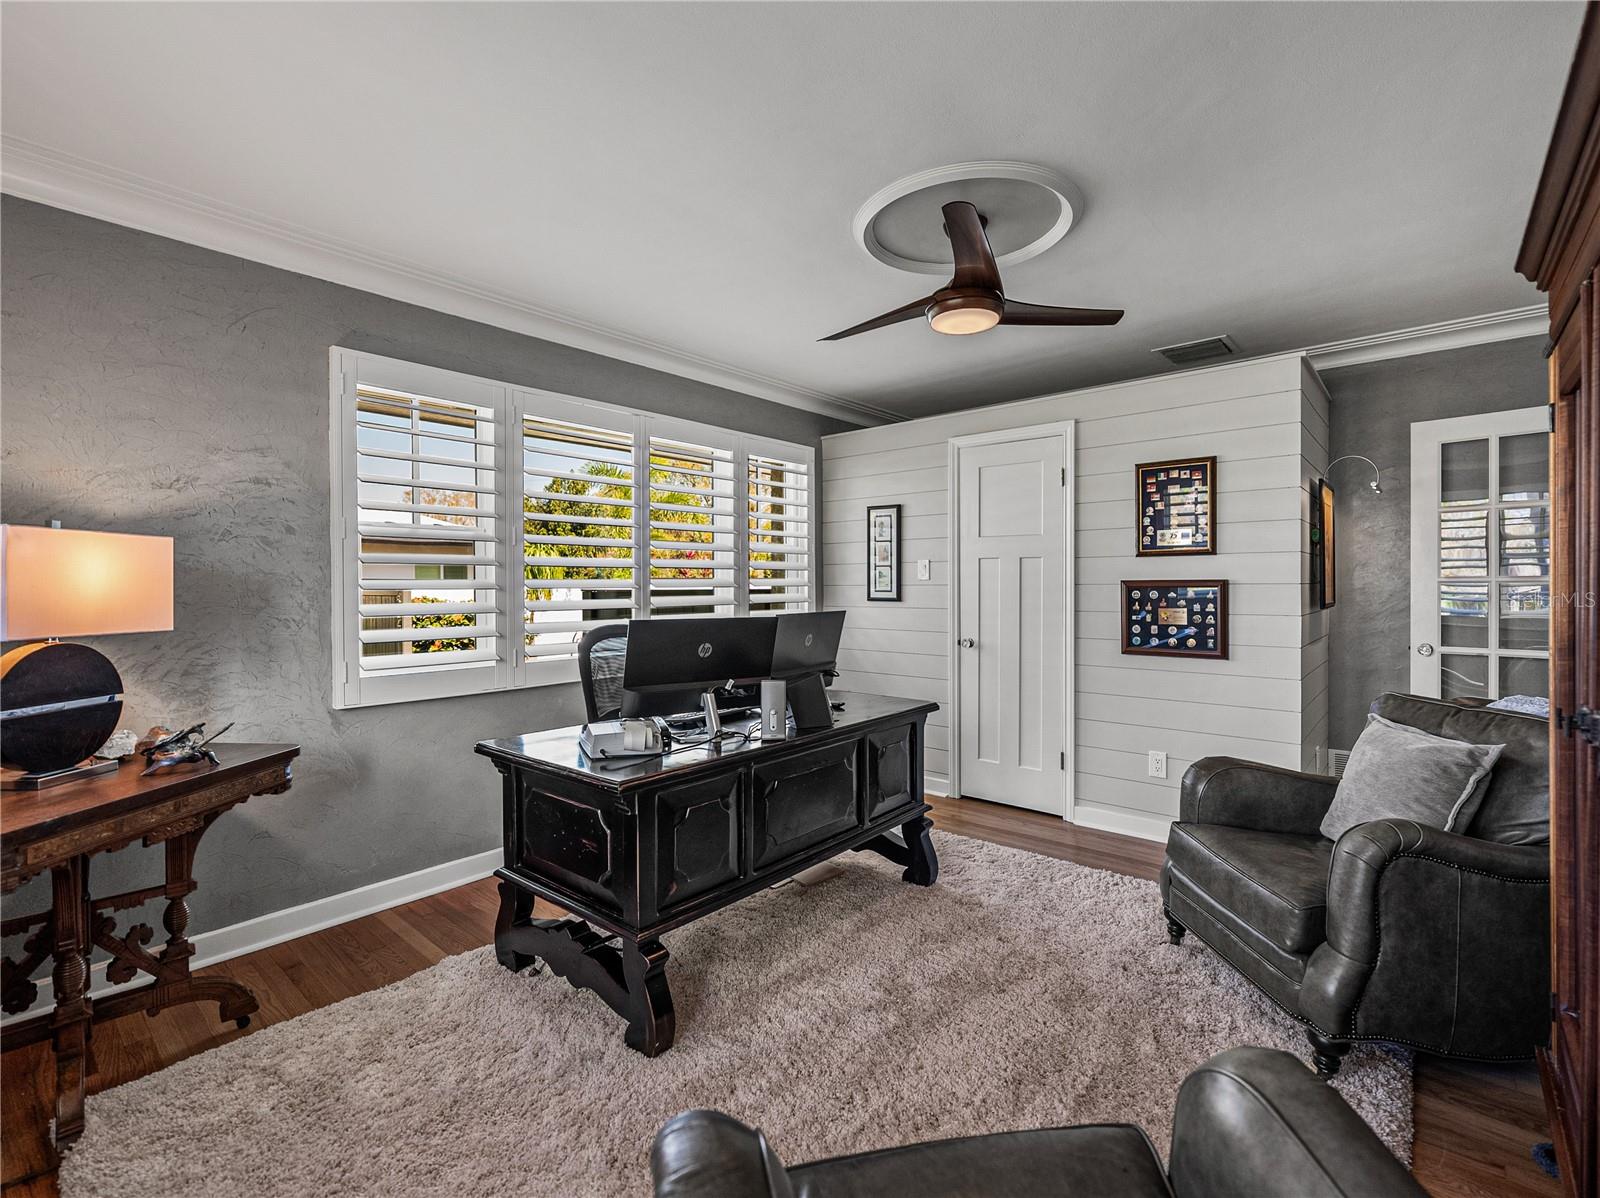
[60,834,1411,1197]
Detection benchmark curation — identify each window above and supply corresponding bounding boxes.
[520,407,639,665]
[747,447,811,613]
[648,431,736,617]
[330,349,815,707]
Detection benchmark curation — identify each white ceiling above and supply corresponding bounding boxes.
[0,2,1581,423]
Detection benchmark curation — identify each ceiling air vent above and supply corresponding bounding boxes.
[1153,335,1239,367]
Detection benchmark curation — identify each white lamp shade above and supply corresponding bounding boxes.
[0,525,174,640]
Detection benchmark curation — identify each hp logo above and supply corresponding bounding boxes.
[697,642,713,659]
[803,633,814,647]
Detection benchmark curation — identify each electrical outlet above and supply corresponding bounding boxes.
[916,559,931,581]
[1148,750,1168,780]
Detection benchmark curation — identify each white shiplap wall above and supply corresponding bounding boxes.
[823,352,1330,842]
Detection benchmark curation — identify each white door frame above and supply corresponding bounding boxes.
[947,420,1075,818]
[1409,407,1551,698]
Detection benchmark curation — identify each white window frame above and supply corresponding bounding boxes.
[330,348,816,708]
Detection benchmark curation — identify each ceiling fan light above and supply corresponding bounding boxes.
[927,295,1002,335]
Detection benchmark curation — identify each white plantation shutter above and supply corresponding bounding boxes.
[519,407,639,673]
[332,349,816,707]
[332,354,508,707]
[746,448,811,613]
[647,431,737,617]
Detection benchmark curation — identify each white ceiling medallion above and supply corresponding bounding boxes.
[852,162,1083,276]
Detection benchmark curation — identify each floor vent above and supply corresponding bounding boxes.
[1153,335,1239,367]
[1328,748,1351,778]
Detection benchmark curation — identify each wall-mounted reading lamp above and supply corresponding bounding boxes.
[1326,455,1382,495]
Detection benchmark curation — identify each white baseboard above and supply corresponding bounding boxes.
[1071,804,1173,844]
[923,773,951,798]
[2,847,502,1025]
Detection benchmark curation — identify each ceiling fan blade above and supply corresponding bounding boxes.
[819,295,936,341]
[943,201,1001,292]
[1000,300,1125,327]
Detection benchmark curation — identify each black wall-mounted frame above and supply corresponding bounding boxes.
[867,503,901,601]
[1311,478,1336,609]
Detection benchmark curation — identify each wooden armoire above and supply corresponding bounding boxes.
[1519,6,1600,1195]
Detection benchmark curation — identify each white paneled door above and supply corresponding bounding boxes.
[953,428,1070,815]
[1410,409,1551,701]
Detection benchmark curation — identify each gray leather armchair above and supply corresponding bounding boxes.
[650,1047,1422,1197]
[1161,693,1550,1076]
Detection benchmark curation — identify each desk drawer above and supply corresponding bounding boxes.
[865,725,914,819]
[515,783,621,913]
[655,773,742,912]
[751,741,860,870]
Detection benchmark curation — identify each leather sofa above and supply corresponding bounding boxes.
[1161,692,1550,1076]
[650,1046,1422,1197]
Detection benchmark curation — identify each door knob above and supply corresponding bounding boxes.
[1417,643,1435,657]
[957,638,976,649]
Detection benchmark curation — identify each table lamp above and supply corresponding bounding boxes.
[0,525,174,789]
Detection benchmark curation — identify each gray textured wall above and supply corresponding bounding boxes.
[1,196,853,938]
[1320,336,1546,748]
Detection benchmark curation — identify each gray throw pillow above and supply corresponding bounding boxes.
[1320,714,1505,843]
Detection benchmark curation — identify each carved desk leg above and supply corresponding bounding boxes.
[49,857,91,1147]
[494,879,537,972]
[621,938,674,1058]
[494,894,678,1056]
[857,813,939,887]
[899,814,938,887]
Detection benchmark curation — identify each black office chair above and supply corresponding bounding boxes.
[577,623,629,722]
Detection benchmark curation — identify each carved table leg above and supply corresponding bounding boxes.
[49,857,92,1147]
[159,820,255,1029]
[88,817,258,1033]
[494,900,677,1056]
[898,814,938,886]
[494,879,537,972]
[857,814,939,886]
[621,938,675,1058]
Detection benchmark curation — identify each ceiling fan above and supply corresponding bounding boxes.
[822,200,1123,341]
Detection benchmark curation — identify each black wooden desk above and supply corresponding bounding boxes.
[475,692,937,1056]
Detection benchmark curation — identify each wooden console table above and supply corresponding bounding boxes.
[0,743,299,1149]
[477,693,936,1057]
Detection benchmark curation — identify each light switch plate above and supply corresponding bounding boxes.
[916,559,931,581]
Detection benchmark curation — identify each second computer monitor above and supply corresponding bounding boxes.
[770,610,845,679]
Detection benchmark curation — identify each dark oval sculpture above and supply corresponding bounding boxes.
[0,642,123,774]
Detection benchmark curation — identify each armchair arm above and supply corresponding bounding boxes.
[1179,757,1339,834]
[651,1110,794,1198]
[1304,819,1550,1053]
[1169,1047,1424,1198]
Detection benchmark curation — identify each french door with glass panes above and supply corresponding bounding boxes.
[1410,409,1551,701]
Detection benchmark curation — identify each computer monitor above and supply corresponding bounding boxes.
[621,616,775,717]
[771,610,845,730]
[770,610,845,679]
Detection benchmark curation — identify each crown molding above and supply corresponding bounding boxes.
[1304,305,1548,370]
[0,136,898,428]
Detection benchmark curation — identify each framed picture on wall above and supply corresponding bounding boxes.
[1120,579,1229,659]
[866,503,900,601]
[1312,479,1336,608]
[1136,456,1217,556]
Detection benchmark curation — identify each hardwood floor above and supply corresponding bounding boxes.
[1,795,1560,1197]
